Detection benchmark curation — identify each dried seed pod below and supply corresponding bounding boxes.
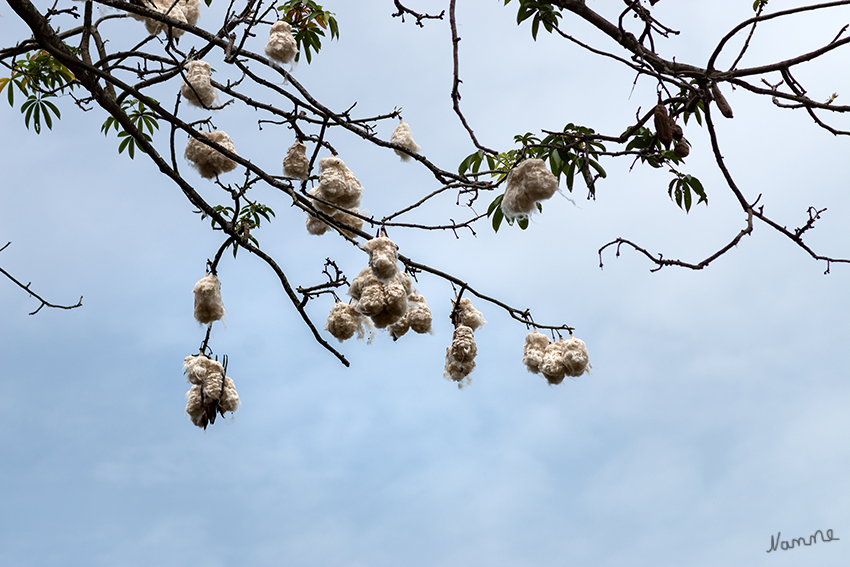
[390,119,422,161]
[193,273,225,324]
[456,297,486,331]
[673,140,690,158]
[685,93,701,114]
[283,141,310,180]
[654,104,673,148]
[184,130,238,179]
[183,354,239,429]
[671,122,683,141]
[180,60,217,108]
[362,236,399,283]
[444,325,477,386]
[500,158,559,219]
[265,21,298,64]
[522,331,550,374]
[325,301,366,342]
[711,83,734,119]
[562,336,591,377]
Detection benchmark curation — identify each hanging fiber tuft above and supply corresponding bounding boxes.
[192,273,225,324]
[501,158,559,219]
[184,130,238,179]
[390,119,422,161]
[265,20,298,64]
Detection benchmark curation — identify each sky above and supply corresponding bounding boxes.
[1,1,849,566]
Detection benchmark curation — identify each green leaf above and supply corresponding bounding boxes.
[518,217,529,230]
[492,205,504,232]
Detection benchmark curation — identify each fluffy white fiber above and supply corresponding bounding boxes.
[135,0,200,38]
[390,119,422,161]
[183,354,240,428]
[180,60,217,108]
[522,330,550,374]
[362,236,399,283]
[184,130,238,179]
[348,267,412,329]
[265,21,298,64]
[325,301,367,342]
[315,156,362,209]
[305,208,364,238]
[536,336,591,385]
[501,158,559,219]
[444,325,477,387]
[192,273,225,324]
[283,141,310,180]
[457,297,486,331]
[389,293,433,340]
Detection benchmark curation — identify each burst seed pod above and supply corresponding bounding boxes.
[314,156,363,210]
[390,119,422,161]
[184,130,238,179]
[711,83,734,119]
[444,325,477,387]
[522,331,550,374]
[265,21,298,64]
[192,273,225,324]
[539,339,569,385]
[325,301,367,342]
[283,141,310,180]
[362,236,399,283]
[500,158,559,219]
[180,60,217,108]
[562,336,591,377]
[456,297,486,331]
[654,104,673,148]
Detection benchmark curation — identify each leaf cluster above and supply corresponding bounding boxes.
[277,0,340,64]
[100,98,160,159]
[667,169,707,212]
[199,201,276,256]
[0,49,76,134]
[504,0,562,40]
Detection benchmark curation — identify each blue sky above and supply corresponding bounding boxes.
[1,1,849,565]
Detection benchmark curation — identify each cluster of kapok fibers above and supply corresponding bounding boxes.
[180,60,217,108]
[192,273,225,324]
[329,236,432,337]
[522,331,591,385]
[129,0,201,38]
[390,119,422,161]
[283,141,310,180]
[500,158,559,219]
[444,298,486,387]
[183,354,239,429]
[184,130,238,179]
[265,21,298,65]
[306,156,364,236]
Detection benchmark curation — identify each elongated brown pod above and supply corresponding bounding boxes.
[654,104,673,147]
[711,83,734,119]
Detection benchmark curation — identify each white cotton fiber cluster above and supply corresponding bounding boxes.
[184,130,238,179]
[132,0,201,38]
[283,141,310,180]
[390,119,421,161]
[324,301,368,342]
[522,332,590,385]
[183,354,240,429]
[265,21,298,64]
[180,60,217,108]
[348,267,412,329]
[306,156,364,237]
[444,325,477,387]
[456,297,486,330]
[192,273,225,324]
[362,236,399,283]
[388,293,432,340]
[443,297,485,387]
[501,158,559,219]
